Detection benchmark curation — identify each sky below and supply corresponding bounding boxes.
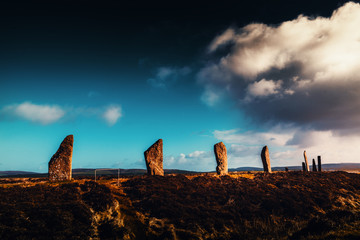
[1,0,359,172]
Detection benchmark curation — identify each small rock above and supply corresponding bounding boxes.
[48,135,73,182]
[214,142,228,175]
[261,146,272,173]
[144,139,164,176]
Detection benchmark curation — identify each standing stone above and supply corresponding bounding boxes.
[285,167,289,172]
[214,142,228,175]
[312,159,317,172]
[318,156,322,172]
[48,135,73,182]
[303,151,310,172]
[302,162,306,172]
[144,139,164,176]
[260,146,272,173]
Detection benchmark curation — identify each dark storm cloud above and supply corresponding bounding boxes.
[198,2,360,134]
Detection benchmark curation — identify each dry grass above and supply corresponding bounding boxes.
[1,171,360,239]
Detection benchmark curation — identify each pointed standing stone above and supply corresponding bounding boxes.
[214,142,228,175]
[260,146,272,173]
[144,139,164,176]
[303,151,310,172]
[312,159,317,172]
[318,156,322,172]
[49,135,73,182]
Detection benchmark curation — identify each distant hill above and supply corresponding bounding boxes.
[1,163,360,178]
[230,163,360,172]
[0,168,198,178]
[0,171,42,177]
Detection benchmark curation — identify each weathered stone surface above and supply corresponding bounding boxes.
[312,158,317,172]
[303,151,310,172]
[318,156,322,172]
[144,139,164,176]
[49,135,73,182]
[260,146,272,173]
[214,142,228,175]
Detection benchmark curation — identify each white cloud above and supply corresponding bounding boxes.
[164,150,215,171]
[1,102,124,126]
[246,79,282,99]
[147,66,191,89]
[199,2,360,132]
[213,128,293,146]
[102,105,122,126]
[2,102,65,125]
[213,128,296,167]
[207,2,360,80]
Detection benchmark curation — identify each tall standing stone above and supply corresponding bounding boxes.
[260,146,272,173]
[303,151,310,172]
[48,135,73,182]
[312,159,317,172]
[144,139,164,176]
[318,156,322,172]
[214,142,228,175]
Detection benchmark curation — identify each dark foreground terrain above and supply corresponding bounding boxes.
[1,171,360,239]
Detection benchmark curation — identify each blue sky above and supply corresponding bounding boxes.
[0,63,244,171]
[1,0,360,172]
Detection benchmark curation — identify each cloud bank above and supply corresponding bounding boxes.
[199,2,360,133]
[213,127,360,167]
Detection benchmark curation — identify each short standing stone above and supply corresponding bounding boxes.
[48,135,73,182]
[312,159,317,172]
[261,146,272,173]
[302,162,306,172]
[144,139,164,176]
[214,142,228,175]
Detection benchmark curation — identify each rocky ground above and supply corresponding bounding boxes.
[1,171,360,239]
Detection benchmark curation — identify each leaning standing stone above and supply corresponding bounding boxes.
[261,146,272,173]
[214,142,228,175]
[303,151,310,172]
[144,139,164,176]
[48,135,73,182]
